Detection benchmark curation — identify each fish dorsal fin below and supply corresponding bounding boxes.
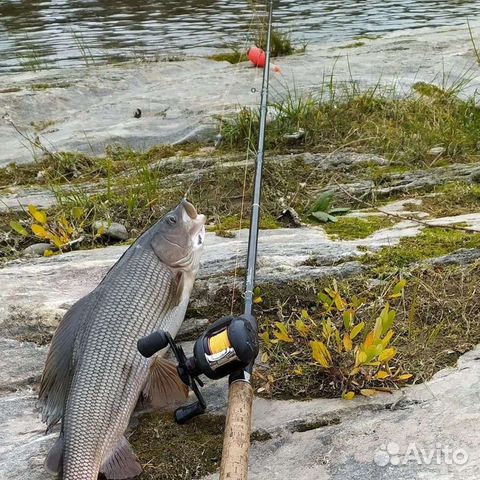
[44,434,64,475]
[38,292,97,429]
[100,437,142,480]
[142,357,189,411]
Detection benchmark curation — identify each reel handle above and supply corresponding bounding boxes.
[175,401,206,424]
[137,331,169,358]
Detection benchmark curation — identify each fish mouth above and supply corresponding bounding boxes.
[182,198,198,220]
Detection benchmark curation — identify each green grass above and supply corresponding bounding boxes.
[30,119,56,132]
[339,41,365,49]
[409,182,480,218]
[365,227,480,270]
[220,82,480,167]
[208,51,247,64]
[210,27,305,65]
[324,215,396,239]
[30,82,71,91]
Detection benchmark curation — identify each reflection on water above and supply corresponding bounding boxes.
[0,0,478,72]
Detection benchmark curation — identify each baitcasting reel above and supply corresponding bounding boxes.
[137,315,259,424]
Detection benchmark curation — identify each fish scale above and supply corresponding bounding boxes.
[63,244,186,479]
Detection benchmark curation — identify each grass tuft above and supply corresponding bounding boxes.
[220,82,480,167]
[365,227,480,271]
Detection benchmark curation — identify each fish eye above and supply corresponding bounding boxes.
[167,215,177,225]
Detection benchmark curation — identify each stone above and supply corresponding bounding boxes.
[2,344,479,479]
[428,146,446,157]
[175,318,209,342]
[92,220,129,241]
[201,347,480,479]
[328,162,480,199]
[23,243,52,257]
[427,248,480,267]
[4,214,480,333]
[0,339,47,392]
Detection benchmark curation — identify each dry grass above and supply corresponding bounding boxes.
[253,262,480,399]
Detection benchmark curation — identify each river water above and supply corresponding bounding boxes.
[0,0,479,73]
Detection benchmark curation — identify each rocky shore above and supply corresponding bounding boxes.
[2,21,480,480]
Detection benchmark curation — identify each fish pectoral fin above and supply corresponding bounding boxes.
[44,434,64,475]
[100,437,142,480]
[142,356,189,411]
[171,270,185,307]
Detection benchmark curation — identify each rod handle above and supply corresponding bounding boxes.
[219,381,254,480]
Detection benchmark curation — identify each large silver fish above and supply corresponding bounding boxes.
[39,199,206,479]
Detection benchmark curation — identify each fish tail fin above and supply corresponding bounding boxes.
[100,437,142,480]
[45,434,64,476]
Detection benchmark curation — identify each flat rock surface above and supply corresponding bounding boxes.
[1,23,479,167]
[2,344,478,479]
[3,212,480,330]
[203,347,480,480]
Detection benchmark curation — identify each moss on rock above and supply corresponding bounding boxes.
[131,413,225,480]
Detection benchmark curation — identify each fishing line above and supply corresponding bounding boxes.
[182,4,263,199]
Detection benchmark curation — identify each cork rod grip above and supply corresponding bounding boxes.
[219,381,254,480]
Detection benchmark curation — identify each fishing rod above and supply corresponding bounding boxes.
[138,1,274,477]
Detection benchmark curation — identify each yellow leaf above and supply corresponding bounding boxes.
[342,391,355,400]
[334,293,346,312]
[398,373,413,381]
[390,279,407,298]
[301,310,312,321]
[253,296,263,304]
[31,224,49,239]
[350,322,365,340]
[376,371,390,380]
[295,319,310,336]
[273,322,294,343]
[294,366,304,375]
[357,350,367,365]
[343,333,352,352]
[379,348,396,363]
[28,205,47,224]
[381,329,394,348]
[360,389,378,397]
[363,331,375,349]
[43,249,54,257]
[50,235,64,249]
[59,215,69,229]
[96,226,106,236]
[261,352,269,363]
[373,317,383,340]
[310,341,331,368]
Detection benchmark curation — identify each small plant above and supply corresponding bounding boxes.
[10,205,89,255]
[256,279,412,399]
[309,191,350,223]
